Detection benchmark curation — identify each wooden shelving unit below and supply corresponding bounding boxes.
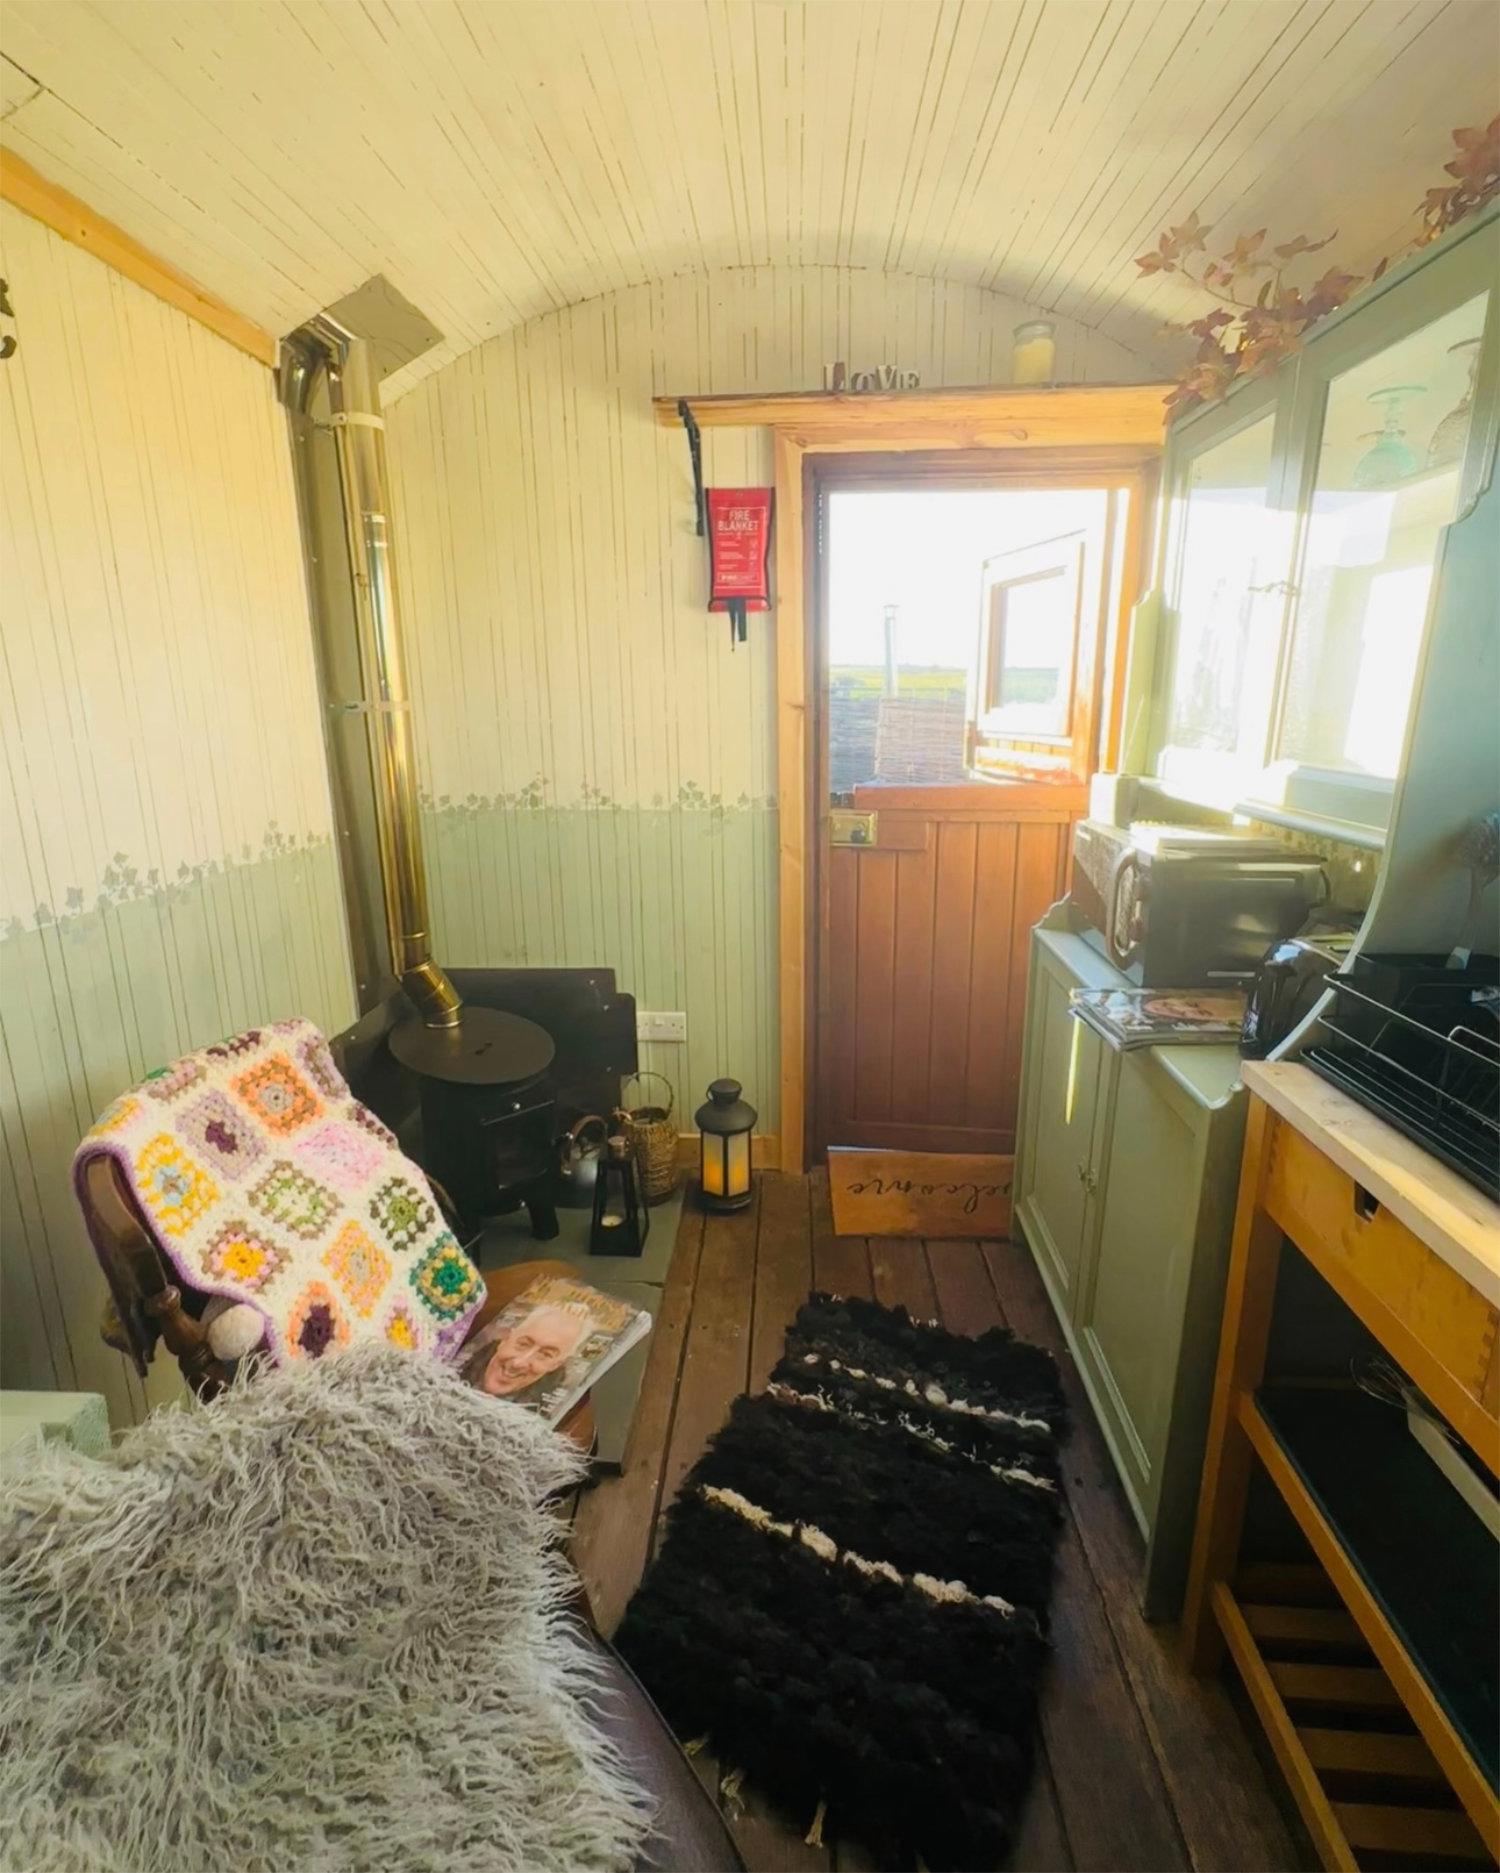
[1216,1565,1477,1871]
[1182,1065,1500,1871]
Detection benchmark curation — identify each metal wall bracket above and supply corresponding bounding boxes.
[678,397,706,536]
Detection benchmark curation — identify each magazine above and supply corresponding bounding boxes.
[458,1275,652,1426]
[1069,987,1246,1051]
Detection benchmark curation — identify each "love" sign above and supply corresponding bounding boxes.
[823,360,921,392]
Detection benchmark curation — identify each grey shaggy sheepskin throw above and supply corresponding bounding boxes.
[0,1346,653,1873]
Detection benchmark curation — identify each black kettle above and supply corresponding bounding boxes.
[556,1113,609,1207]
[1241,927,1356,1059]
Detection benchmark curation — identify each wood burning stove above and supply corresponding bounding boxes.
[389,1007,560,1237]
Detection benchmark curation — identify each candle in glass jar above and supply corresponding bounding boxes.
[1011,320,1056,385]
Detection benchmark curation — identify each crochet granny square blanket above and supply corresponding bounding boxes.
[73,1018,484,1366]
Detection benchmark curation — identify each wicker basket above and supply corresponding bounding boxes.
[616,1071,679,1203]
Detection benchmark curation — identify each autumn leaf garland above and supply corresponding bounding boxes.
[1420,115,1500,244]
[1142,116,1500,414]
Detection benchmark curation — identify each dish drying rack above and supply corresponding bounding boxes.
[1303,956,1499,1200]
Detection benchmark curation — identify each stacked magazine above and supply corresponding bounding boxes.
[1068,987,1246,1051]
[458,1273,652,1426]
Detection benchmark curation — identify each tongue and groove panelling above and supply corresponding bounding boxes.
[0,203,355,1421]
[1,2,1490,399]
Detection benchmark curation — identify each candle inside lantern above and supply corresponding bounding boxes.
[1011,320,1056,385]
[590,1133,648,1256]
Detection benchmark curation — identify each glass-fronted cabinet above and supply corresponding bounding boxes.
[1262,279,1490,829]
[1154,402,1285,805]
[1145,203,1499,841]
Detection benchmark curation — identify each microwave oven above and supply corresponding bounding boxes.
[1071,820,1328,987]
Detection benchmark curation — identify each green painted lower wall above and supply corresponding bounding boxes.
[422,800,779,1136]
[0,842,353,1424]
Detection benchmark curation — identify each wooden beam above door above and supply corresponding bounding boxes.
[654,382,1172,449]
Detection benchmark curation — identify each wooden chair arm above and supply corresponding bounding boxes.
[81,1152,233,1399]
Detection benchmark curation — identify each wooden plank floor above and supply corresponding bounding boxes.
[572,1170,1304,1873]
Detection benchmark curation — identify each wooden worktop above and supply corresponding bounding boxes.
[1242,1060,1500,1309]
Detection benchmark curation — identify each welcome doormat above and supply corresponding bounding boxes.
[827,1147,1013,1237]
[614,1293,1067,1867]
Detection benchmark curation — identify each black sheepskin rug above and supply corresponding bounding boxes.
[614,1292,1068,1869]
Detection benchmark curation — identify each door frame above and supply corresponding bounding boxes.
[775,423,1163,1171]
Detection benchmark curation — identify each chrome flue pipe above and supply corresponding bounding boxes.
[280,317,461,1029]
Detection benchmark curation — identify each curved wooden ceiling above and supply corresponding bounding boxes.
[1,0,1494,392]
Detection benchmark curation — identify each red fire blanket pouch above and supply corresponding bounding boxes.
[706,487,773,645]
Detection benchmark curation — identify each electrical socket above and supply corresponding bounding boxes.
[636,1010,688,1043]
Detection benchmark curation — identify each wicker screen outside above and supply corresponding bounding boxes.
[874,694,968,783]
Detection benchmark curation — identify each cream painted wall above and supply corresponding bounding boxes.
[386,265,1154,1133]
[0,203,355,1423]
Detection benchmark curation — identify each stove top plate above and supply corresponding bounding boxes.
[390,1003,555,1086]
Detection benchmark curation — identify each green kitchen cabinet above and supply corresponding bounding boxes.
[1013,909,1246,1617]
[1018,936,1109,1312]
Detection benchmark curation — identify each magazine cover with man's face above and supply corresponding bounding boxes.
[458,1276,649,1424]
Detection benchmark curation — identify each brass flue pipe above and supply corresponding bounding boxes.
[284,316,461,1029]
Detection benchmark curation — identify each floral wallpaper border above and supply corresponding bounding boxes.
[3,782,783,941]
[419,779,777,822]
[2,825,338,941]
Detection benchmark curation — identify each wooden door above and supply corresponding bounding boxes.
[817,782,1085,1155]
[812,474,1130,1160]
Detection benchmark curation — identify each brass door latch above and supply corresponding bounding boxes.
[828,810,878,847]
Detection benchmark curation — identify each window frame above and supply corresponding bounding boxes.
[974,528,1091,758]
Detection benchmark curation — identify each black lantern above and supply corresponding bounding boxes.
[694,1078,757,1212]
[590,1134,649,1256]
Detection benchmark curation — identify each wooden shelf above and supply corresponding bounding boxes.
[1239,1385,1498,1859]
[1215,1568,1494,1871]
[652,381,1171,450]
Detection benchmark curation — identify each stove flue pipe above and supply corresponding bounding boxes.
[281,315,461,1029]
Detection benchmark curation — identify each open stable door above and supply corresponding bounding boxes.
[818,784,1081,1154]
[813,470,1141,1159]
